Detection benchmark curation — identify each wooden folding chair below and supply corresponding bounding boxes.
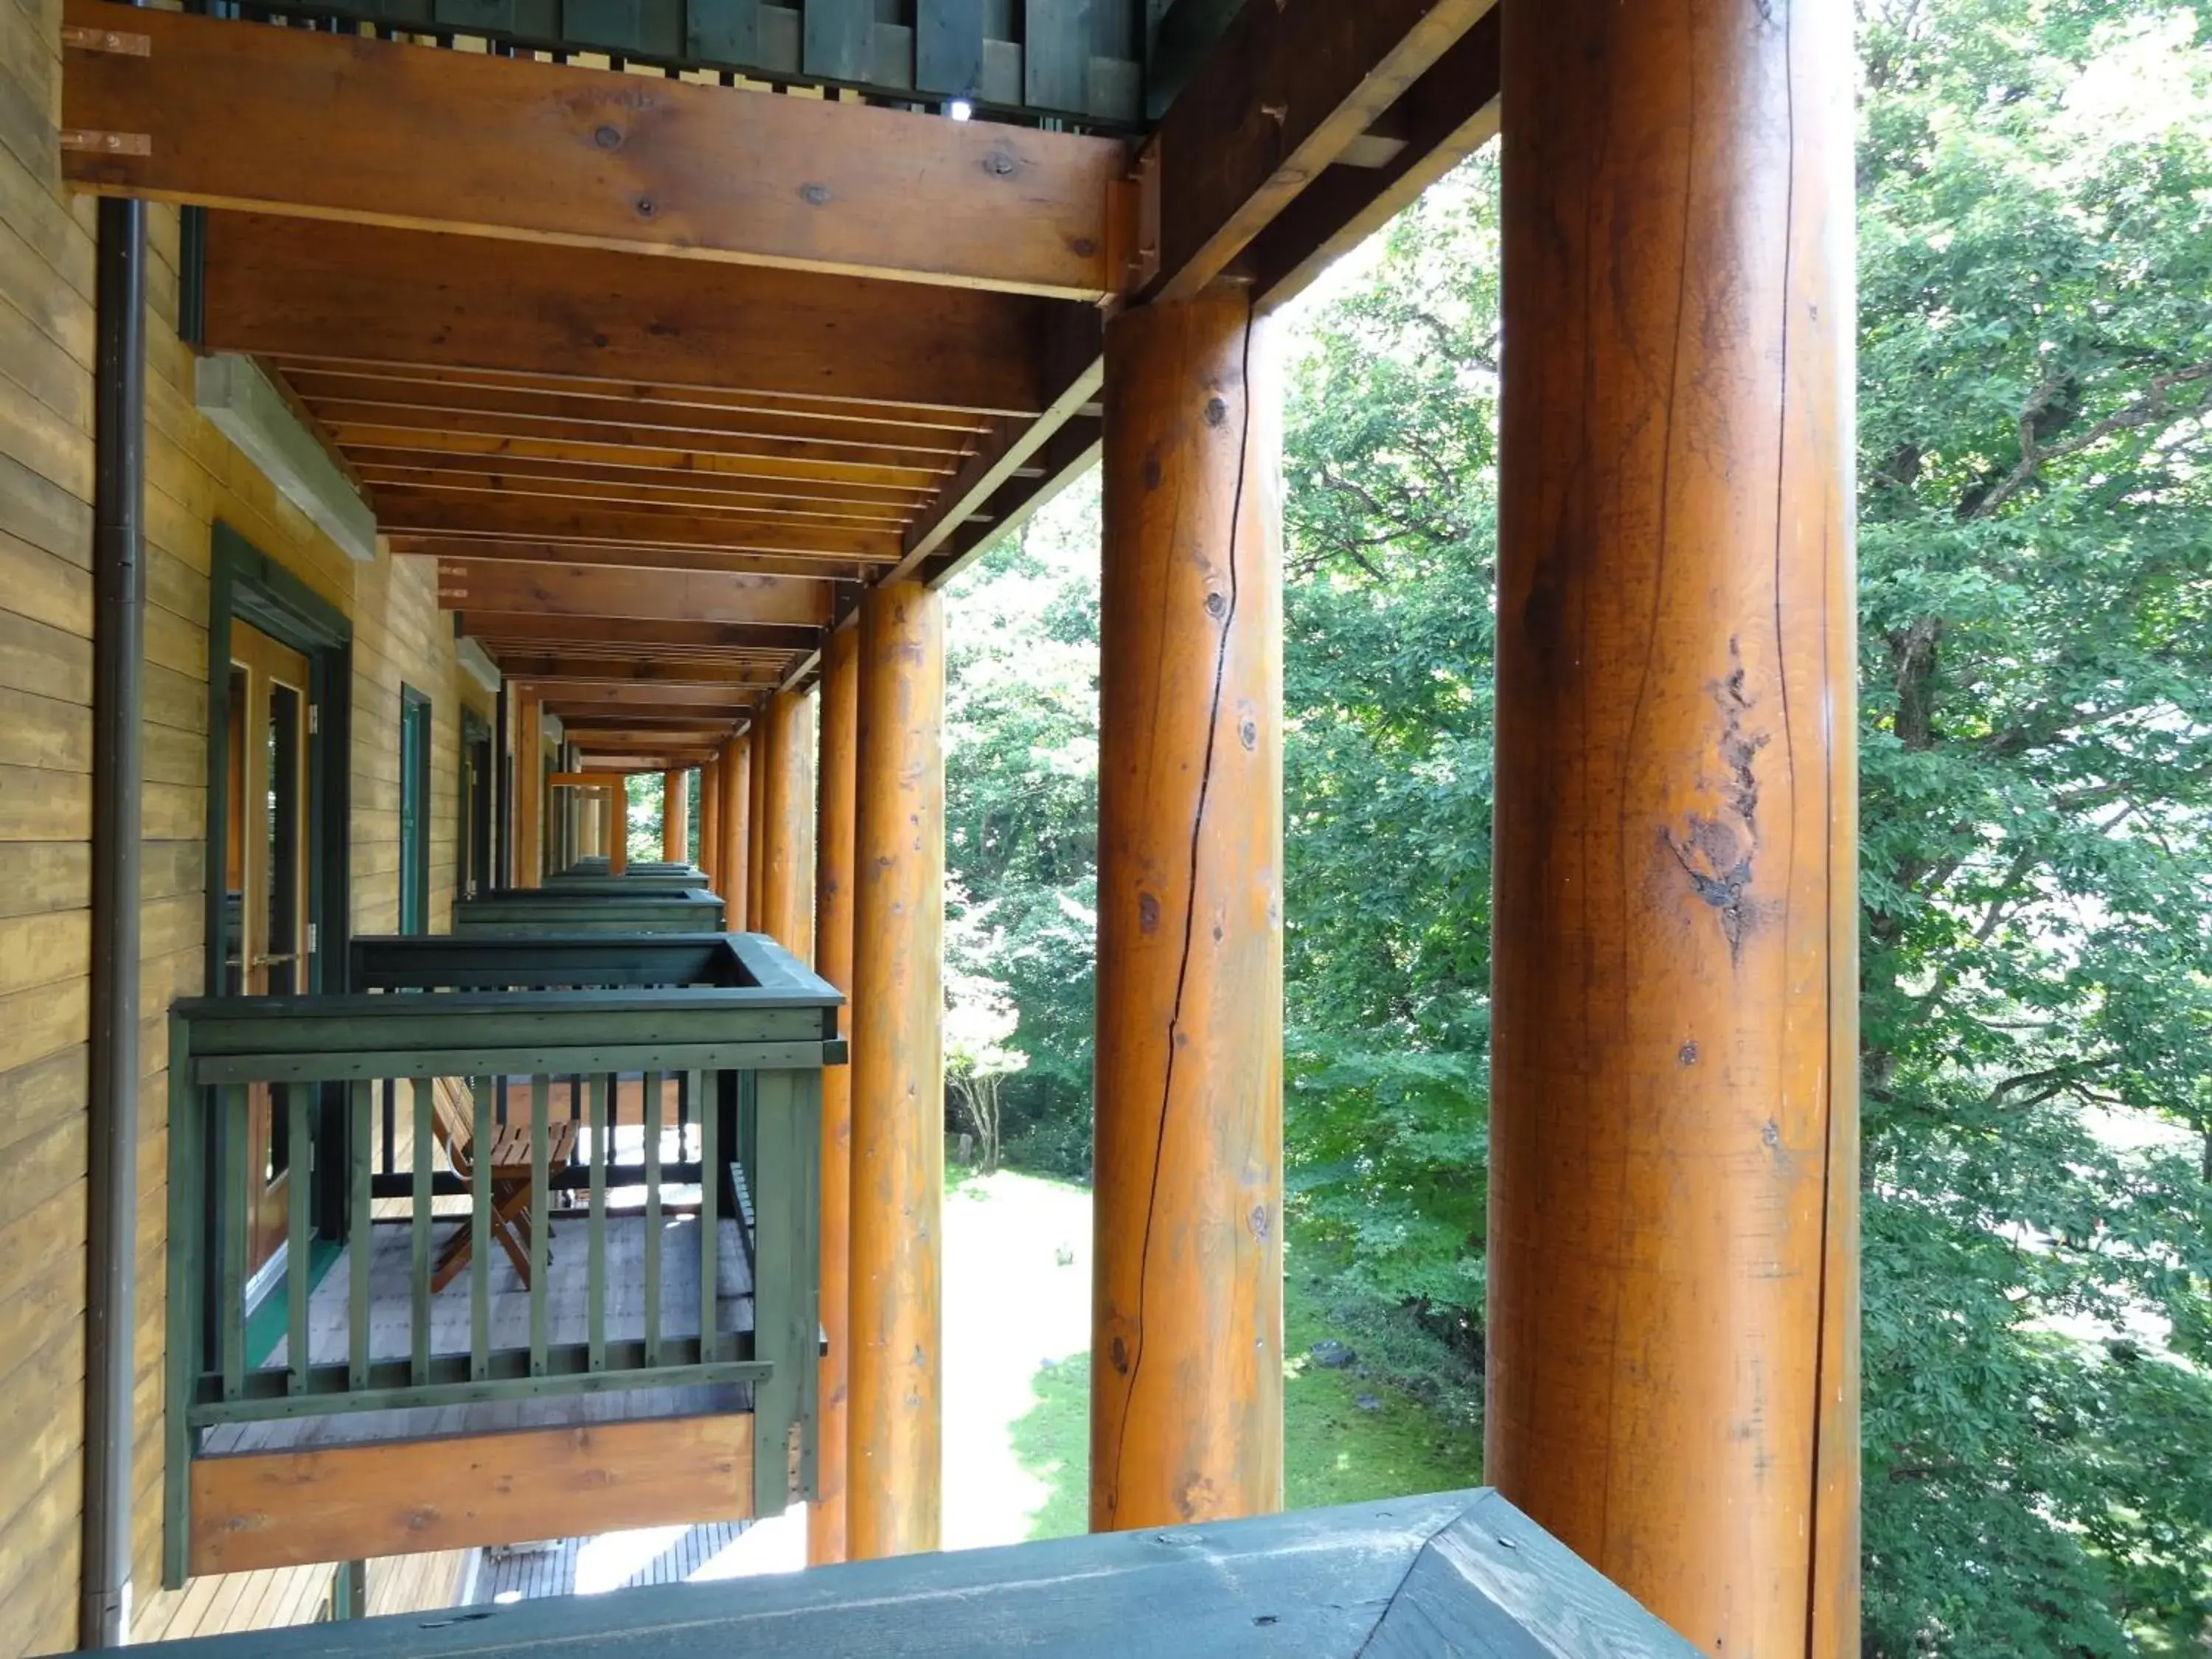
[428,1081,579,1293]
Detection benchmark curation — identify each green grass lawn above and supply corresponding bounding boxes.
[1004,1231,1484,1540]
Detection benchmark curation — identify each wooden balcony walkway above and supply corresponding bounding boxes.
[204,1211,753,1455]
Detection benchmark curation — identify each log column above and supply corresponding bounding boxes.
[747,703,771,933]
[607,779,627,875]
[760,686,817,961]
[662,768,689,865]
[1091,285,1284,1533]
[700,756,722,894]
[807,623,860,1567]
[846,580,944,1559]
[1488,0,1858,1653]
[720,734,752,928]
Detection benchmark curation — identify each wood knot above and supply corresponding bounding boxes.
[1204,591,1228,619]
[1204,395,1230,427]
[593,124,622,149]
[801,181,832,206]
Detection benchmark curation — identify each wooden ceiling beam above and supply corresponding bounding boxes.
[363,469,916,533]
[495,655,787,686]
[270,362,994,437]
[62,1,1130,299]
[378,489,901,562]
[342,446,934,512]
[1145,0,1500,305]
[394,537,866,580]
[306,398,953,474]
[458,619,823,659]
[335,429,944,495]
[200,214,1071,417]
[439,563,832,628]
[531,682,765,713]
[281,372,980,457]
[1240,11,1503,305]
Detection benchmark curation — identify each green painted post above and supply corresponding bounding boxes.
[411,1077,434,1384]
[698,1067,719,1365]
[472,1074,492,1381]
[220,1083,248,1399]
[530,1074,549,1376]
[588,1072,608,1371]
[286,1082,311,1392]
[644,1068,663,1367]
[349,1079,371,1391]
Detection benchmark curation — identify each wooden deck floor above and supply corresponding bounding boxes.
[475,1523,759,1601]
[204,1211,753,1455]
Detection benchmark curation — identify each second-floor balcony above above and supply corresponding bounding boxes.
[164,925,843,1587]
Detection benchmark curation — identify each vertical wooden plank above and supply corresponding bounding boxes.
[1093,287,1284,1533]
[220,1085,248,1399]
[698,1068,719,1363]
[472,1075,493,1380]
[917,0,984,97]
[804,0,872,80]
[1487,0,1860,1647]
[530,1074,550,1375]
[517,692,545,889]
[686,0,760,63]
[286,1084,311,1393]
[1024,0,1091,111]
[750,1070,795,1517]
[644,1068,664,1368]
[411,1077,434,1385]
[349,1079,372,1391]
[588,1072,608,1371]
[723,735,753,933]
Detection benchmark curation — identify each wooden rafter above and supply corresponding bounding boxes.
[201,215,1072,416]
[62,2,1133,299]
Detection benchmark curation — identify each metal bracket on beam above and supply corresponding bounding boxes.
[60,129,151,157]
[60,22,150,55]
[1110,140,1164,299]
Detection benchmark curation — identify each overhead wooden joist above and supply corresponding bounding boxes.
[529,683,764,714]
[61,2,1133,299]
[400,538,871,580]
[363,462,917,528]
[455,614,825,653]
[382,491,902,563]
[437,566,839,630]
[1143,0,1500,304]
[276,368,990,456]
[492,655,785,686]
[198,215,1077,416]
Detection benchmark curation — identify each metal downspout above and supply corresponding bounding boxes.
[81,187,147,1649]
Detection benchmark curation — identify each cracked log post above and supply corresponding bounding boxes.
[1487,0,1860,1652]
[700,754,722,895]
[720,734,751,931]
[762,684,818,961]
[1092,283,1285,1532]
[662,768,689,865]
[809,623,860,1568]
[848,578,946,1559]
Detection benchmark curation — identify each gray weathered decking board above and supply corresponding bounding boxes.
[138,1492,1701,1656]
[475,1523,753,1601]
[206,1212,753,1453]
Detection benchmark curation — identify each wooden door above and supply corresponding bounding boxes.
[227,619,313,1274]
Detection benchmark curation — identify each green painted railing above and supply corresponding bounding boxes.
[163,933,840,1587]
[451,888,726,933]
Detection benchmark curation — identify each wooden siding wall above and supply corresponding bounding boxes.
[0,0,487,1648]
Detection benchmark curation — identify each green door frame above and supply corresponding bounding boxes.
[398,685,432,933]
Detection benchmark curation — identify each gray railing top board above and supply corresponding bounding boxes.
[349,931,801,992]
[140,1490,1701,1657]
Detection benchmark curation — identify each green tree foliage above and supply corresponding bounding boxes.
[1856,0,2212,1647]
[943,504,1103,1175]
[943,0,2212,1644]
